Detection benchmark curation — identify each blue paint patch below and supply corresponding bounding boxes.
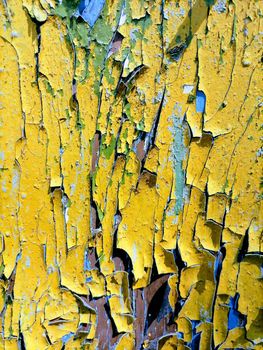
[12,168,20,190]
[169,103,188,215]
[176,332,184,339]
[213,0,227,13]
[16,252,22,262]
[214,250,223,282]
[132,243,137,261]
[78,0,105,27]
[26,256,30,267]
[228,293,247,330]
[1,181,6,192]
[43,244,46,264]
[62,332,74,344]
[70,183,76,196]
[196,90,206,113]
[84,250,92,271]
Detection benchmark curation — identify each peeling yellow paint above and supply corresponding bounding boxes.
[0,0,262,348]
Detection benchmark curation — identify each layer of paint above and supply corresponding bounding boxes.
[0,0,262,349]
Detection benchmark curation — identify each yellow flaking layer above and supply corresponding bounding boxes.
[0,0,262,348]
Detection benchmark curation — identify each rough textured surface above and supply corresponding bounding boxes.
[0,0,262,349]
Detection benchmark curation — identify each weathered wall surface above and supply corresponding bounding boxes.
[0,0,262,349]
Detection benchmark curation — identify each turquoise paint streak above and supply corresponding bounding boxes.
[169,103,188,215]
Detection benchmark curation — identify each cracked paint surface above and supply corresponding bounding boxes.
[0,0,262,349]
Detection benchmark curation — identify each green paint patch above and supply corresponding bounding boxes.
[124,103,132,121]
[73,21,90,47]
[97,206,104,221]
[53,0,80,18]
[97,251,105,263]
[123,128,128,139]
[91,42,111,96]
[197,39,203,48]
[137,118,145,131]
[101,136,116,160]
[76,110,85,130]
[65,108,71,120]
[121,169,133,185]
[93,80,101,98]
[104,64,115,85]
[91,18,113,45]
[0,263,4,276]
[187,94,196,104]
[52,1,91,53]
[222,178,229,193]
[143,13,153,30]
[44,79,55,96]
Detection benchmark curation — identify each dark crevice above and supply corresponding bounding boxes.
[71,77,82,130]
[148,260,159,283]
[147,86,166,151]
[173,244,186,272]
[167,244,186,321]
[204,6,210,35]
[45,330,52,345]
[90,200,102,234]
[49,186,62,193]
[104,301,119,338]
[144,281,171,334]
[18,331,26,350]
[111,31,124,49]
[214,245,226,283]
[113,208,122,231]
[112,247,134,288]
[28,16,45,125]
[94,247,102,271]
[211,244,226,349]
[167,43,187,61]
[237,229,249,263]
[187,320,201,350]
[118,64,146,88]
[91,131,101,173]
[33,20,42,83]
[113,115,127,164]
[159,0,165,67]
[204,183,209,215]
[168,298,185,324]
